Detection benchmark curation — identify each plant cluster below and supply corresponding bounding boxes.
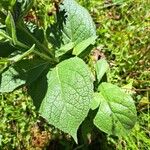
[0,0,137,148]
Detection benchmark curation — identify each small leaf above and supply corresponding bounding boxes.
[56,42,74,57]
[90,92,101,110]
[0,58,48,92]
[94,82,137,136]
[39,57,93,142]
[8,44,35,63]
[73,36,97,56]
[5,12,17,44]
[138,97,150,110]
[95,58,109,83]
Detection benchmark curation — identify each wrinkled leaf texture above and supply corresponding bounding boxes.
[48,0,96,57]
[39,57,93,142]
[93,83,137,136]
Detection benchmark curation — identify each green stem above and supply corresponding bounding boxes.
[15,40,29,49]
[8,44,58,63]
[33,50,57,63]
[8,45,35,63]
[0,30,29,49]
[0,30,12,40]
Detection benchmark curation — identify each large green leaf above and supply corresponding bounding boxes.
[39,57,93,142]
[59,0,96,44]
[0,58,48,92]
[48,0,96,57]
[94,82,137,136]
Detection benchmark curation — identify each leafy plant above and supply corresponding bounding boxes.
[0,0,137,143]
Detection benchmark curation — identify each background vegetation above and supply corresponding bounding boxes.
[0,0,150,149]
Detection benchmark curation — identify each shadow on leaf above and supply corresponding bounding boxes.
[27,73,48,110]
[46,9,67,50]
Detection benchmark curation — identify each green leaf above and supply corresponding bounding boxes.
[39,57,93,142]
[60,0,96,44]
[48,0,96,57]
[0,58,48,92]
[56,42,74,57]
[5,12,28,48]
[95,58,109,83]
[73,36,97,56]
[8,44,35,63]
[5,12,17,44]
[90,92,101,110]
[94,82,137,136]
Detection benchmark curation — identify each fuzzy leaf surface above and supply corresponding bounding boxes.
[49,0,96,57]
[94,82,137,136]
[39,57,93,142]
[90,92,101,110]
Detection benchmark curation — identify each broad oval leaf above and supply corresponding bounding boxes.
[39,57,93,142]
[94,82,137,136]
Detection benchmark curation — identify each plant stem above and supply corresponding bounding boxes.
[8,45,35,63]
[33,50,57,63]
[0,30,12,40]
[8,44,58,64]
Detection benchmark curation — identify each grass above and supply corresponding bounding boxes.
[0,90,38,149]
[0,0,150,149]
